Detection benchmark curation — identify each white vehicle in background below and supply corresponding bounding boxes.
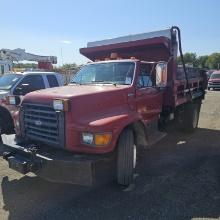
[0,71,63,135]
[0,60,12,75]
[0,48,57,74]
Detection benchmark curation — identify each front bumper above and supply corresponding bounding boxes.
[0,135,115,186]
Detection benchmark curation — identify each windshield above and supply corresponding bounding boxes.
[0,74,22,90]
[71,62,135,85]
[210,73,220,79]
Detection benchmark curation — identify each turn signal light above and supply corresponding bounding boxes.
[94,133,112,146]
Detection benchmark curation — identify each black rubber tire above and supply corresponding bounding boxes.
[0,108,14,135]
[175,102,201,133]
[117,128,136,186]
[0,118,3,144]
[207,88,210,90]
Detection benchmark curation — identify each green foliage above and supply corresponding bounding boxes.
[177,53,198,67]
[205,53,220,69]
[197,55,209,68]
[177,52,220,69]
[13,63,38,69]
[54,63,81,74]
[13,62,82,74]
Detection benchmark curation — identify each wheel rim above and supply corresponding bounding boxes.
[192,107,199,128]
[133,144,137,168]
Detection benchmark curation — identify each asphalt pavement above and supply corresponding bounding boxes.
[0,91,220,220]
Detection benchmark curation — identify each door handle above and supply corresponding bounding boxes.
[137,93,145,97]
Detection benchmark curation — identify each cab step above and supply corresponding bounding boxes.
[148,130,167,147]
[145,118,167,147]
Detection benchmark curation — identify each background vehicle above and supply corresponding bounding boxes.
[0,48,57,75]
[1,26,207,186]
[207,71,220,90]
[0,71,63,135]
[0,60,12,75]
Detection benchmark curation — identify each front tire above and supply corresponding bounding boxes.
[117,128,136,186]
[0,118,3,144]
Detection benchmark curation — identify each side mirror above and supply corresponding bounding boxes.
[156,62,168,87]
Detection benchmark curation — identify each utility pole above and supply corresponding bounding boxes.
[61,48,63,66]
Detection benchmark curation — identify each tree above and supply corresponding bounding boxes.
[206,53,220,69]
[13,63,37,69]
[54,63,81,74]
[197,55,209,69]
[177,52,198,67]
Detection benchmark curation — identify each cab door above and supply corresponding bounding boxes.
[135,63,164,122]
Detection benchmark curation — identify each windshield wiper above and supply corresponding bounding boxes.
[70,81,82,85]
[91,81,118,85]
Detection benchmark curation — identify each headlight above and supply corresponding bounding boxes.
[53,99,70,111]
[82,133,94,145]
[6,96,21,105]
[9,96,16,105]
[82,132,112,146]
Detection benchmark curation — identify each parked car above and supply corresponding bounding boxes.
[206,70,213,80]
[207,71,220,90]
[0,71,63,135]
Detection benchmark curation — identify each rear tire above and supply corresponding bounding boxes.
[117,128,136,186]
[175,101,201,133]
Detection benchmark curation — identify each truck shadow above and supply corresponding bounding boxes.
[1,127,220,220]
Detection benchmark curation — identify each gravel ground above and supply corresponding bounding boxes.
[0,91,220,220]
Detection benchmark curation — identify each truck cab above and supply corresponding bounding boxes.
[0,71,63,135]
[1,27,207,186]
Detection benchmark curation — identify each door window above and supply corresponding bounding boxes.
[46,75,59,87]
[137,64,153,88]
[14,75,45,95]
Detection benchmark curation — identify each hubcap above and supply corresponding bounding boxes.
[192,107,199,128]
[133,145,137,168]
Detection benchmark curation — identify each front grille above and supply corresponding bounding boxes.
[209,82,220,85]
[21,103,65,147]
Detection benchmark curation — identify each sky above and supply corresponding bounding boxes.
[0,0,220,66]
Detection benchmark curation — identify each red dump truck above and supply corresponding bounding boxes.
[0,26,207,186]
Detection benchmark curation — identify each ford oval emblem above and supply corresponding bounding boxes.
[35,120,42,126]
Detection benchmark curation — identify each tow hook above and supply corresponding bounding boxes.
[27,144,38,159]
[2,152,13,161]
[26,144,42,171]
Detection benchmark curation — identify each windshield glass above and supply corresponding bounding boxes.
[210,73,220,79]
[0,74,22,90]
[71,62,135,85]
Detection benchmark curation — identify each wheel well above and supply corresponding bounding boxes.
[125,121,148,148]
[0,106,14,133]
